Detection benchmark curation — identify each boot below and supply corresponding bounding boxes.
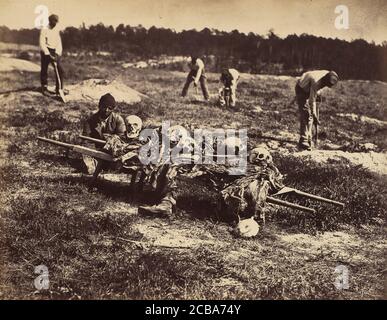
[138,199,174,217]
[41,86,50,96]
[56,88,69,95]
[298,140,311,151]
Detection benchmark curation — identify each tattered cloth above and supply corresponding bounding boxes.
[220,164,284,220]
[102,134,143,163]
[101,134,284,212]
[102,133,178,194]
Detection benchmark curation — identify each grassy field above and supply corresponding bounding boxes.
[0,55,386,299]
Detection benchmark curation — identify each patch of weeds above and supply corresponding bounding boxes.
[8,107,72,133]
[0,162,23,192]
[176,178,220,220]
[272,154,387,232]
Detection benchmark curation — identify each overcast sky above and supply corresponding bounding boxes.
[1,0,386,44]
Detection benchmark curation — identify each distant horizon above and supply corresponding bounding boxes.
[0,0,386,44]
[1,22,385,47]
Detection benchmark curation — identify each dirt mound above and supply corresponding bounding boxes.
[65,79,147,103]
[0,57,40,72]
[0,42,39,51]
[122,55,188,69]
[336,113,387,127]
[294,149,387,176]
[257,130,386,175]
[240,73,294,81]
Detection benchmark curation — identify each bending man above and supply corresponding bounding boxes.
[295,70,339,150]
[219,68,240,107]
[182,55,210,101]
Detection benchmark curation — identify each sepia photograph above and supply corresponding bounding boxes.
[0,0,386,304]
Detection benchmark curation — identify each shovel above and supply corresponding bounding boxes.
[313,103,320,147]
[53,60,66,103]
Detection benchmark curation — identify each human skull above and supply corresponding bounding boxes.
[175,136,201,163]
[178,135,196,150]
[235,217,259,238]
[328,71,339,86]
[167,125,189,144]
[125,115,143,138]
[249,146,272,165]
[221,136,244,156]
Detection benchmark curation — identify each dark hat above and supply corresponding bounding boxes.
[221,68,229,74]
[328,71,339,85]
[221,68,232,83]
[99,93,116,108]
[222,68,231,77]
[48,14,59,23]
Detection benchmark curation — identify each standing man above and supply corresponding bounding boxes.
[39,14,64,98]
[182,55,210,101]
[295,70,339,150]
[219,68,240,107]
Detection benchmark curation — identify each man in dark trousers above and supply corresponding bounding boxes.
[181,55,210,101]
[295,70,339,150]
[39,14,64,98]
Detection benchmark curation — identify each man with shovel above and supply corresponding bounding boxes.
[295,70,339,150]
[39,14,66,102]
[181,55,210,101]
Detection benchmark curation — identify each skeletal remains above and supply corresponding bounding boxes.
[37,135,344,238]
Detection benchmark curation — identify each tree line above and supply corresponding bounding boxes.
[0,24,386,80]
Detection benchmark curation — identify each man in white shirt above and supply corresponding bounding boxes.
[39,14,64,97]
[219,68,240,107]
[295,70,339,150]
[182,55,210,101]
